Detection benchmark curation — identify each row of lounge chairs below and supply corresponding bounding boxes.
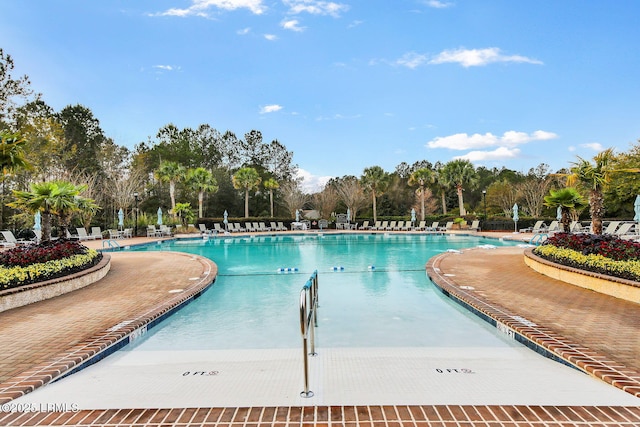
[359,220,480,232]
[521,220,637,237]
[198,222,289,234]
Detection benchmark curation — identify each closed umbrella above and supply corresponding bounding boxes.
[556,206,562,221]
[157,207,163,225]
[512,203,519,232]
[346,208,351,222]
[295,209,300,222]
[634,195,640,233]
[223,210,228,231]
[33,211,41,230]
[118,208,124,230]
[410,208,416,225]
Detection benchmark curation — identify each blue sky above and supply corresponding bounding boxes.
[3,1,640,191]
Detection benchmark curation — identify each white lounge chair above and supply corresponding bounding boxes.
[199,223,213,235]
[614,222,634,236]
[603,221,621,235]
[277,222,287,231]
[1,230,18,248]
[468,220,481,232]
[214,223,225,233]
[359,220,371,230]
[386,221,396,231]
[522,220,546,233]
[76,227,96,241]
[122,228,133,238]
[442,222,453,232]
[90,227,103,239]
[147,225,162,237]
[415,221,426,231]
[259,222,271,232]
[393,221,404,231]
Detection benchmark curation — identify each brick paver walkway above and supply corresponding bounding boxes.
[0,234,639,426]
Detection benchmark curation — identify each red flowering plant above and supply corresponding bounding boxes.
[0,240,95,267]
[543,233,640,261]
[0,240,103,290]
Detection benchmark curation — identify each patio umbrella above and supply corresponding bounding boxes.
[223,210,228,231]
[512,203,519,232]
[410,208,416,224]
[295,209,300,222]
[556,206,562,221]
[634,195,640,227]
[33,211,41,231]
[157,207,163,225]
[118,208,124,230]
[346,208,351,222]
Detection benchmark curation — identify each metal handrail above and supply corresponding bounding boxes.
[299,270,318,398]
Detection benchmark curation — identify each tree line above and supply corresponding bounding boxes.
[2,48,640,237]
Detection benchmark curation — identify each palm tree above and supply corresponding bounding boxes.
[263,178,279,218]
[1,131,31,228]
[543,187,587,233]
[10,181,98,241]
[155,160,186,213]
[232,167,262,218]
[441,159,478,216]
[408,168,434,221]
[361,166,390,223]
[566,148,637,235]
[186,167,218,219]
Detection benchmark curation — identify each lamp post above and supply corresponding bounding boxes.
[133,192,139,237]
[482,189,487,226]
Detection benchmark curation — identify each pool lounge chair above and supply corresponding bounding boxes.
[393,221,404,231]
[147,225,162,237]
[214,223,225,233]
[414,220,426,231]
[277,222,287,231]
[468,220,481,232]
[90,227,103,239]
[76,227,96,241]
[234,223,246,232]
[603,221,621,235]
[521,220,546,233]
[1,230,19,248]
[378,221,388,231]
[614,222,634,236]
[199,223,213,235]
[371,221,382,230]
[441,222,453,232]
[359,220,371,230]
[401,221,413,231]
[259,222,271,232]
[386,221,396,231]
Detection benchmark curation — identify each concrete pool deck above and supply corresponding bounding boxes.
[0,232,639,426]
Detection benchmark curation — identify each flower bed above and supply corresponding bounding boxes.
[533,233,640,282]
[0,240,102,291]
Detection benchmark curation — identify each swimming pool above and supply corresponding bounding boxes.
[125,233,519,350]
[15,233,640,407]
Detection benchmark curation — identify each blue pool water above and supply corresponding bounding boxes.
[126,233,519,350]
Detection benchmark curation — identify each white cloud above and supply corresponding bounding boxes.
[237,27,251,35]
[427,130,557,150]
[454,147,521,162]
[395,52,428,69]
[296,168,333,193]
[153,65,176,71]
[264,34,278,41]
[281,19,305,32]
[153,0,266,18]
[430,47,543,67]
[260,104,283,114]
[423,0,454,8]
[581,142,605,151]
[347,20,363,28]
[283,0,349,17]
